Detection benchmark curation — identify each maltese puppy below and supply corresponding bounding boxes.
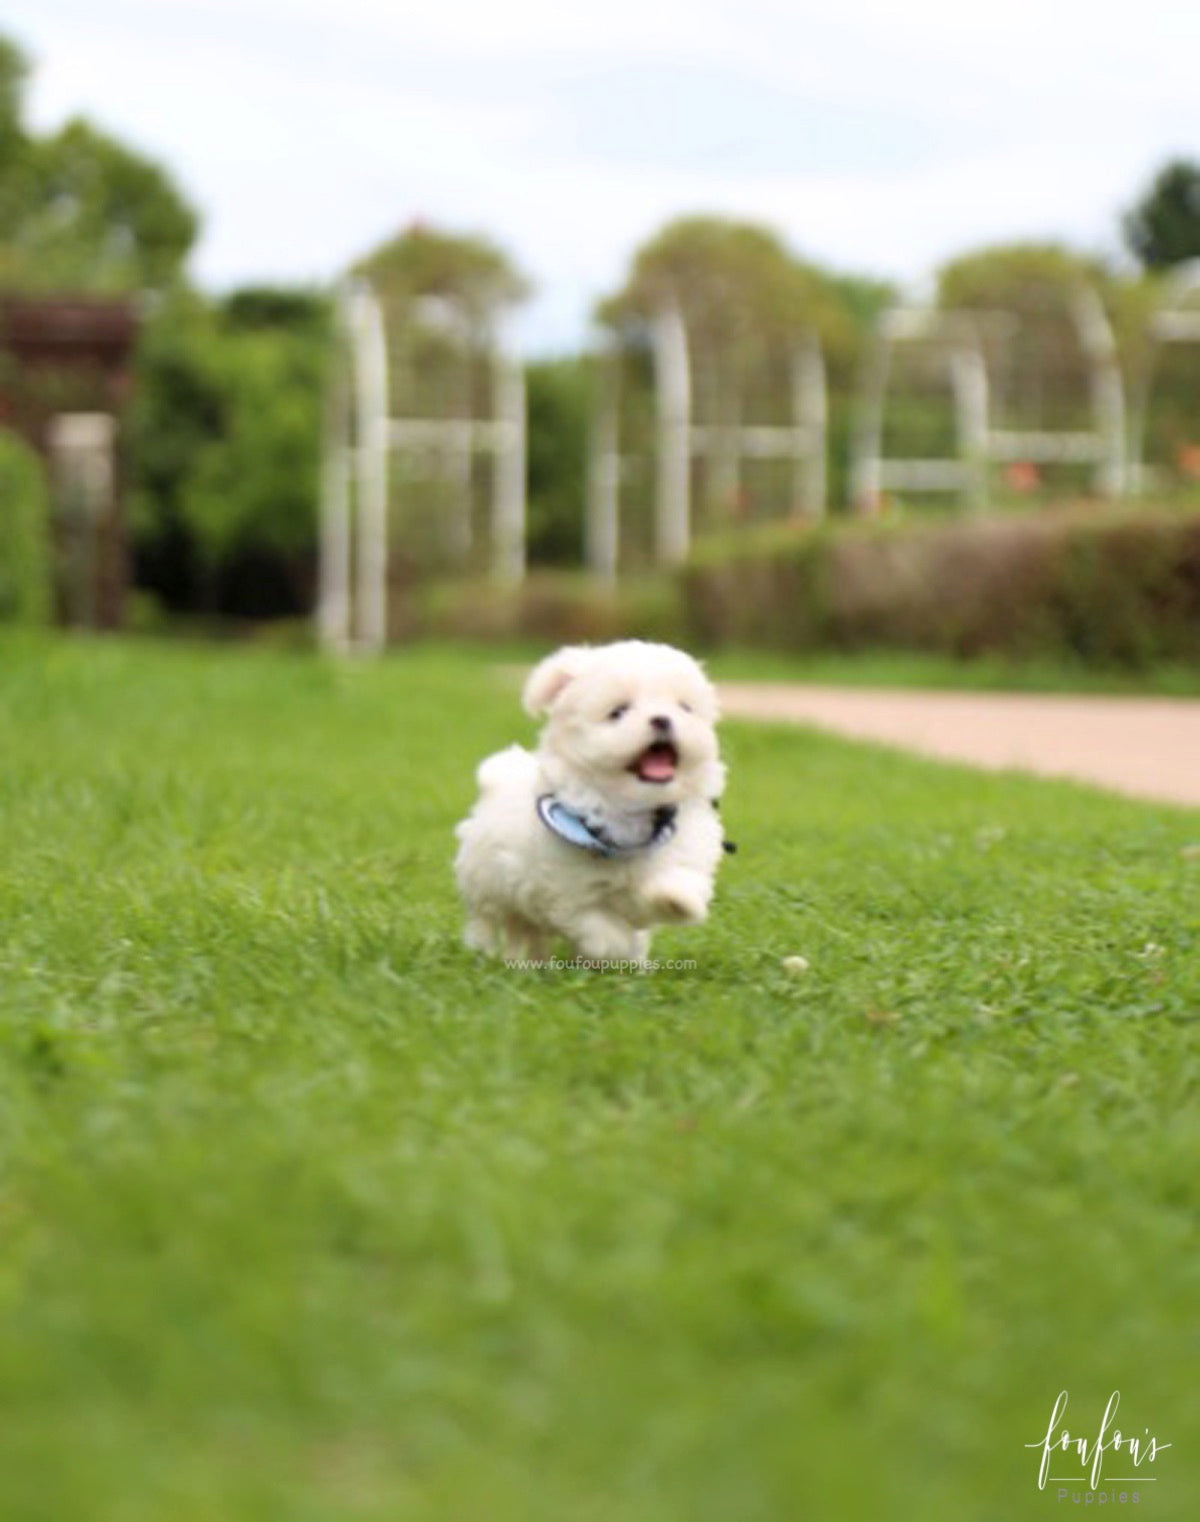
[455,640,728,963]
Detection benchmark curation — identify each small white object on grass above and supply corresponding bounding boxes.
[781,955,810,975]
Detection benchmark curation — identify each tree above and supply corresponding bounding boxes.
[599,214,881,397]
[184,290,328,569]
[938,242,1109,313]
[600,216,817,364]
[1123,159,1200,272]
[0,32,197,293]
[0,34,28,159]
[353,222,529,329]
[0,37,34,253]
[525,357,589,565]
[129,288,329,616]
[0,427,51,624]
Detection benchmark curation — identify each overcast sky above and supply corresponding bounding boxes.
[9,1,1200,353]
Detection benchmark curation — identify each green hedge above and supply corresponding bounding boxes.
[0,429,51,626]
[405,571,684,647]
[683,508,1200,668]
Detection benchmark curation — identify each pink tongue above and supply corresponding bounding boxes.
[639,747,676,781]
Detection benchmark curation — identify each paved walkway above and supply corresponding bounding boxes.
[717,683,1200,809]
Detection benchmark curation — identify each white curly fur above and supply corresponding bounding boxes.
[455,641,727,962]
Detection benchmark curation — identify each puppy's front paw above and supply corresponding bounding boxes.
[644,870,711,925]
[571,914,646,963]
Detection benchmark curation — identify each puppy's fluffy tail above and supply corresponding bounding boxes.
[475,743,536,795]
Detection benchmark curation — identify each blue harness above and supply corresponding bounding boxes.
[536,795,678,859]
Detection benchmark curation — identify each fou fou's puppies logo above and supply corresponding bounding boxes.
[1026,1390,1171,1502]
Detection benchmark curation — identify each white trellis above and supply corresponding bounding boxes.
[587,301,828,581]
[851,304,989,515]
[1131,258,1200,494]
[319,277,527,653]
[853,285,1126,515]
[986,285,1125,499]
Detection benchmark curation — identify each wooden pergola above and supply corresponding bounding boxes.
[0,295,140,628]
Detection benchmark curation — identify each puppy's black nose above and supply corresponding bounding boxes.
[649,714,673,734]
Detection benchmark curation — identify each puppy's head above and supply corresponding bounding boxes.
[523,640,724,805]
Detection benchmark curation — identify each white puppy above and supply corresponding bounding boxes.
[455,640,728,963]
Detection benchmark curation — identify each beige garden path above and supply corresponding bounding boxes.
[716,683,1200,810]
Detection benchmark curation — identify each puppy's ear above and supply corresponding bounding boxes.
[693,670,720,725]
[523,645,592,717]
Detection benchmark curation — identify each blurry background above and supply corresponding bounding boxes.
[2,0,1200,655]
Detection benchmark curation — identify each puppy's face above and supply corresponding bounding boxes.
[523,641,723,806]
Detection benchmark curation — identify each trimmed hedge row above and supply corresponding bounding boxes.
[401,572,683,648]
[682,508,1200,667]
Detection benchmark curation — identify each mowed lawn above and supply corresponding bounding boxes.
[1,635,1197,1522]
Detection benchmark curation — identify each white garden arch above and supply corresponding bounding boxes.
[851,303,989,514]
[853,285,1126,514]
[318,278,526,653]
[587,301,827,581]
[1131,259,1200,493]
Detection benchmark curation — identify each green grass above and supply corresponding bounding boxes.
[702,645,1200,695]
[323,634,1200,696]
[1,635,1197,1521]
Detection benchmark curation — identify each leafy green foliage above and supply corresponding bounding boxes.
[0,638,1196,1520]
[0,36,33,235]
[0,38,196,294]
[354,221,529,324]
[128,288,328,613]
[937,242,1110,313]
[599,214,877,386]
[525,356,589,564]
[180,292,328,564]
[1124,158,1200,271]
[0,34,25,136]
[0,427,50,623]
[602,215,817,338]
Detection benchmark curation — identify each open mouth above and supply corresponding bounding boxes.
[629,741,679,784]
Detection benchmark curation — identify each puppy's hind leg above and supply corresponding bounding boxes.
[501,915,549,964]
[464,914,502,956]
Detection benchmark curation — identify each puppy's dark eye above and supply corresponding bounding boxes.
[607,703,630,721]
[680,702,693,714]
